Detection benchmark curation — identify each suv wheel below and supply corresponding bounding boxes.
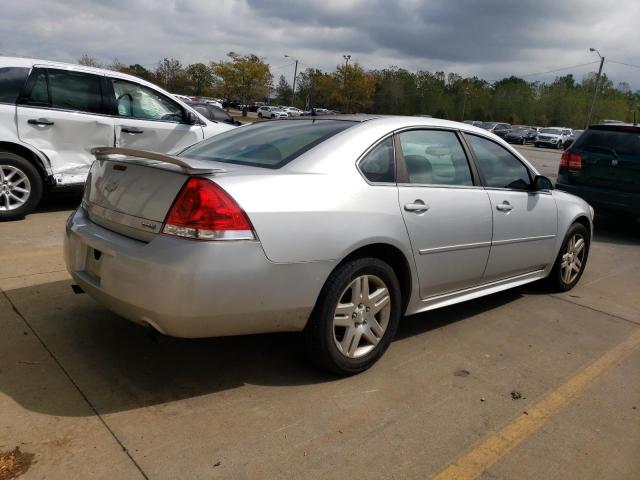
[546,223,590,291]
[304,257,402,375]
[557,140,563,150]
[0,152,43,221]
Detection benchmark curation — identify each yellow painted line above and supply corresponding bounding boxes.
[0,246,62,262]
[433,328,640,480]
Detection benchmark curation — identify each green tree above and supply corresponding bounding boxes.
[186,63,214,96]
[274,75,293,105]
[155,58,186,92]
[77,54,101,68]
[211,52,272,105]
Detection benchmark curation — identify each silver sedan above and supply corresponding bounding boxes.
[64,116,593,374]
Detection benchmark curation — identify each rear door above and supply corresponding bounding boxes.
[464,133,557,280]
[105,77,204,153]
[16,66,114,184]
[396,129,493,298]
[570,127,640,193]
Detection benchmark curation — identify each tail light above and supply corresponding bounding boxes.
[163,177,255,240]
[560,151,582,170]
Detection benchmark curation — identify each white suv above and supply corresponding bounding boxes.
[0,57,234,220]
[257,106,289,119]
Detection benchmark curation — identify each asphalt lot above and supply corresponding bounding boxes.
[1,146,639,479]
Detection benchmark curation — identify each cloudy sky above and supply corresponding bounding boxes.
[1,0,639,87]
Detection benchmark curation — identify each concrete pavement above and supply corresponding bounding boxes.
[1,160,639,479]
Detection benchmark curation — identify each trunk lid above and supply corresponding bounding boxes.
[84,149,227,241]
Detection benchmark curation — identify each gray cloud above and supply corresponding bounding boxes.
[1,0,638,87]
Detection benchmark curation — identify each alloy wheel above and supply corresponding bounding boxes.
[560,233,586,284]
[332,274,391,358]
[0,165,31,211]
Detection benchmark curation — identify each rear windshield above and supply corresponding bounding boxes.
[574,128,640,157]
[180,120,355,168]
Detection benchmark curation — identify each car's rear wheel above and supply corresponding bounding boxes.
[0,152,43,221]
[304,257,401,375]
[546,223,590,291]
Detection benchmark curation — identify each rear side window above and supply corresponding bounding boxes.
[359,137,395,183]
[0,67,29,103]
[398,130,473,186]
[20,68,103,113]
[574,129,640,157]
[181,120,355,168]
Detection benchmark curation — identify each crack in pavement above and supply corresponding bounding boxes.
[546,293,640,327]
[0,288,150,480]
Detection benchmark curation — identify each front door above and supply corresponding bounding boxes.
[107,77,203,154]
[464,133,558,280]
[396,129,493,298]
[16,67,114,184]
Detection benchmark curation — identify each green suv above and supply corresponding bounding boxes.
[556,124,640,217]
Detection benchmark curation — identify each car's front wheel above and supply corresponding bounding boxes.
[547,222,590,291]
[305,257,402,375]
[0,152,43,221]
[257,113,263,119]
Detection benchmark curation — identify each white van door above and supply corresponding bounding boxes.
[16,67,114,185]
[106,77,204,154]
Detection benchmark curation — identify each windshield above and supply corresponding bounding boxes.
[180,120,356,168]
[480,122,497,129]
[540,128,563,135]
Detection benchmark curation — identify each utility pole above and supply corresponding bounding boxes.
[284,54,298,106]
[461,89,469,121]
[343,54,351,112]
[586,48,605,128]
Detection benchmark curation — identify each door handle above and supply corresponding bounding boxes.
[496,201,513,212]
[27,118,54,126]
[404,201,430,213]
[121,127,144,134]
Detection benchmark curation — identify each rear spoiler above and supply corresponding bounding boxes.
[91,147,226,175]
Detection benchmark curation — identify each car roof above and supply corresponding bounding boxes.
[0,55,171,96]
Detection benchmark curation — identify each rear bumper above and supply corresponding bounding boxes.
[64,208,331,337]
[555,180,640,215]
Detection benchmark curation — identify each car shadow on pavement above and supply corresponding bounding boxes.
[36,192,82,214]
[592,213,640,246]
[3,278,525,418]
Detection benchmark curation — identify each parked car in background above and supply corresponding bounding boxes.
[535,128,572,149]
[65,116,593,374]
[563,129,584,150]
[281,106,303,117]
[556,124,640,218]
[480,122,511,138]
[186,101,241,126]
[257,106,289,119]
[249,102,265,112]
[303,108,333,116]
[0,56,234,220]
[464,120,483,127]
[505,127,538,145]
[173,93,194,103]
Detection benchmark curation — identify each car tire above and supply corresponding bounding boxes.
[546,222,590,292]
[0,152,43,221]
[557,141,563,150]
[257,113,263,119]
[304,257,402,375]
[521,138,526,145]
[534,143,539,148]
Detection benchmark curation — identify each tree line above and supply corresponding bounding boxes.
[79,53,639,128]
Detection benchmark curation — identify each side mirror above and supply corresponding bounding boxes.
[532,175,553,191]
[184,110,199,125]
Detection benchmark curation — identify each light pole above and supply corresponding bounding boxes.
[284,54,299,107]
[461,89,469,121]
[585,47,605,128]
[343,54,351,112]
